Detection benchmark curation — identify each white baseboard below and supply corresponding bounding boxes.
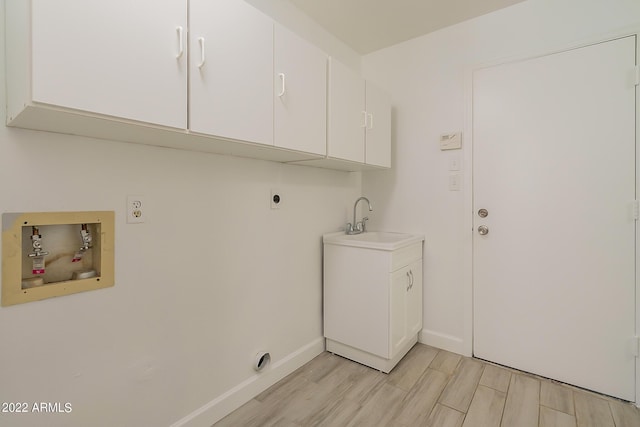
[419,329,468,356]
[170,337,325,427]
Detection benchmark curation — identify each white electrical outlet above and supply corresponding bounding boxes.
[127,195,145,223]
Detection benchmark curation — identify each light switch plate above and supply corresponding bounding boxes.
[449,156,461,171]
[449,174,461,191]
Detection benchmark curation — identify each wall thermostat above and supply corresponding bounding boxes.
[440,132,462,150]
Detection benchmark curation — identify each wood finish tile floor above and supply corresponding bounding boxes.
[214,344,640,427]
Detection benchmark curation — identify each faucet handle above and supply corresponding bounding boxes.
[361,217,369,232]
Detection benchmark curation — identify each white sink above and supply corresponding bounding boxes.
[323,231,424,251]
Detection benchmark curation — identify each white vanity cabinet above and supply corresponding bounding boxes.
[323,232,424,373]
[6,0,188,129]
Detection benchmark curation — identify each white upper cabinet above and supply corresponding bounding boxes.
[5,0,370,167]
[189,0,274,146]
[326,58,391,168]
[364,82,392,168]
[22,0,187,129]
[274,25,328,156]
[327,59,366,163]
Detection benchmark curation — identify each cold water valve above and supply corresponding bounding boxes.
[72,224,93,262]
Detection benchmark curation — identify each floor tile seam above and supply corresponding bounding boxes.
[574,393,617,427]
[467,363,488,405]
[399,366,448,399]
[496,368,514,427]
[539,401,574,417]
[428,350,464,376]
[447,362,487,413]
[607,398,640,422]
[393,391,442,427]
[502,373,542,427]
[481,379,510,394]
[438,395,473,415]
[302,397,362,427]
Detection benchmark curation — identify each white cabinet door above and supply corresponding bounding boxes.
[30,0,187,129]
[390,266,410,357]
[274,25,327,155]
[189,0,273,146]
[328,59,365,163]
[406,260,423,336]
[365,82,392,168]
[390,260,423,357]
[327,59,391,167]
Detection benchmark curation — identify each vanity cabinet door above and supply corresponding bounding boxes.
[406,260,423,337]
[390,260,423,357]
[390,266,410,357]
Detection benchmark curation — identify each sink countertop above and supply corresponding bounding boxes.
[323,231,425,251]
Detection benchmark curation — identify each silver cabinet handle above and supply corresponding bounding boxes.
[406,270,414,290]
[478,225,489,235]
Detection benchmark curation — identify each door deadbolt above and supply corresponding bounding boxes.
[478,225,489,235]
[478,209,488,218]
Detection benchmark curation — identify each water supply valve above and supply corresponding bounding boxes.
[72,224,92,262]
[28,226,49,274]
[80,224,92,251]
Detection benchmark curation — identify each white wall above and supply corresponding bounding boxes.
[246,0,361,72]
[0,2,361,426]
[361,0,640,356]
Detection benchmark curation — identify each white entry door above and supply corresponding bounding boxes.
[473,36,636,401]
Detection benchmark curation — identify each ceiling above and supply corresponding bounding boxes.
[289,0,526,54]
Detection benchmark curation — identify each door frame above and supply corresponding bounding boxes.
[462,27,640,405]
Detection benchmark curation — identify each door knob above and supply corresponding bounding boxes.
[478,225,489,235]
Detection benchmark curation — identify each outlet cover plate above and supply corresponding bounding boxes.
[127,195,145,224]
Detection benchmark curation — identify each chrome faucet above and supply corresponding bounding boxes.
[346,197,373,235]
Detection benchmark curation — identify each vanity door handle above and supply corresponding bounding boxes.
[406,270,414,291]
